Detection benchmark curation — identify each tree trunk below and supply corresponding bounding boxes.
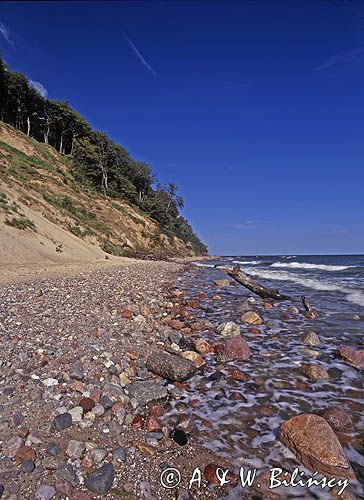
[59,132,64,154]
[26,116,31,136]
[44,126,49,144]
[223,265,291,300]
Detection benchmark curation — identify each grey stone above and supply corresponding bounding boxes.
[46,442,61,456]
[127,381,168,408]
[2,436,24,458]
[84,463,114,495]
[66,439,85,459]
[20,460,35,473]
[100,395,113,410]
[112,447,126,462]
[35,485,56,500]
[217,321,241,337]
[53,413,72,431]
[56,463,79,487]
[146,350,196,382]
[301,331,321,346]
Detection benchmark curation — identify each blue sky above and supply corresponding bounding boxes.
[1,1,363,255]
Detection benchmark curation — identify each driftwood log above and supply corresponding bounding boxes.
[221,264,291,301]
[301,295,318,319]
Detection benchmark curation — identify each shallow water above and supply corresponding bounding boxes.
[168,255,364,498]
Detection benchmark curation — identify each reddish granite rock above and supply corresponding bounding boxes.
[168,319,185,331]
[230,368,246,381]
[198,292,206,299]
[203,464,238,486]
[146,416,163,433]
[248,327,260,335]
[132,414,144,431]
[319,407,353,432]
[279,413,355,479]
[15,446,36,463]
[147,402,165,417]
[336,346,364,369]
[181,351,205,368]
[188,300,200,309]
[240,311,263,325]
[223,337,251,361]
[194,338,213,355]
[121,308,133,319]
[79,397,95,413]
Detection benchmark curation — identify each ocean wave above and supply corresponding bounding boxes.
[270,262,352,271]
[243,267,364,307]
[233,260,262,265]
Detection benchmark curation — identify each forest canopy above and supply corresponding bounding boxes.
[0,56,207,255]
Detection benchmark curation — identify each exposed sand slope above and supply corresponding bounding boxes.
[0,122,197,268]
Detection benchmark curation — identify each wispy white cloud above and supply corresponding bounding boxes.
[29,79,48,98]
[316,47,364,71]
[0,21,14,47]
[123,32,158,77]
[234,220,262,230]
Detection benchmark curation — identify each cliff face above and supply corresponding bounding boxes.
[0,123,200,264]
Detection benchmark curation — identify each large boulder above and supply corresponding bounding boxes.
[146,350,196,381]
[279,414,355,479]
[223,336,251,361]
[217,321,240,337]
[336,347,364,369]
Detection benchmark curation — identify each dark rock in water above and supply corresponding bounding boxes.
[84,463,114,495]
[208,371,224,381]
[319,407,353,432]
[279,413,356,479]
[223,336,251,361]
[0,485,3,498]
[53,413,72,431]
[301,331,321,346]
[336,346,364,369]
[170,427,188,446]
[300,363,329,381]
[146,350,196,381]
[20,460,35,473]
[127,381,168,407]
[100,394,113,410]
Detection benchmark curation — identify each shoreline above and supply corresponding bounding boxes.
[0,258,229,499]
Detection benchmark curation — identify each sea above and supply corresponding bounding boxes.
[168,255,364,499]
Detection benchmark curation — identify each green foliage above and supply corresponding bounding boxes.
[0,53,207,255]
[5,216,36,231]
[100,240,126,256]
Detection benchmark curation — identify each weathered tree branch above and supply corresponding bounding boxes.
[301,295,318,319]
[221,264,291,301]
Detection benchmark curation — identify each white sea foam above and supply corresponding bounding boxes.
[233,260,262,265]
[193,262,215,268]
[243,267,364,307]
[270,262,352,271]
